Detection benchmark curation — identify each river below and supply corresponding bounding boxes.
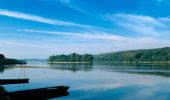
[1,61,170,100]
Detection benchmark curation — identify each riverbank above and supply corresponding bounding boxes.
[48,62,92,64]
[0,59,26,65]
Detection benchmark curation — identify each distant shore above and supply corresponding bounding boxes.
[111,61,170,64]
[93,61,170,64]
[48,61,170,64]
[48,62,92,64]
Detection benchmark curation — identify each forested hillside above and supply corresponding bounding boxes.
[94,47,170,64]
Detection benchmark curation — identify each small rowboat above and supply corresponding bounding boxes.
[0,86,69,99]
[0,79,29,85]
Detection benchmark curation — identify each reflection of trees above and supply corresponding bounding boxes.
[125,71,170,77]
[105,64,170,77]
[96,63,170,71]
[0,65,15,73]
[0,86,6,93]
[0,86,8,100]
[0,66,5,73]
[0,65,8,73]
[49,64,93,72]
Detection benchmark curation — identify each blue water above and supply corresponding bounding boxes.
[1,62,170,100]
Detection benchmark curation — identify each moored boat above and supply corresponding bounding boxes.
[0,79,29,85]
[0,86,69,100]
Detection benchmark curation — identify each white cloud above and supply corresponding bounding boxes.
[1,30,170,58]
[0,9,92,28]
[22,29,170,54]
[59,0,89,15]
[1,11,170,58]
[114,13,163,26]
[106,13,166,37]
[23,29,125,41]
[159,16,170,21]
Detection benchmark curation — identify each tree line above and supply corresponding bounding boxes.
[94,47,170,64]
[0,54,5,59]
[0,54,26,65]
[48,53,94,63]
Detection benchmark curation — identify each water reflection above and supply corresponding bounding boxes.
[2,63,170,77]
[0,86,9,100]
[2,62,170,100]
[0,66,5,73]
[0,86,6,93]
[25,60,170,76]
[124,71,170,77]
[61,84,170,100]
[48,63,170,77]
[94,63,170,70]
[92,64,170,77]
[0,65,15,73]
[49,64,93,72]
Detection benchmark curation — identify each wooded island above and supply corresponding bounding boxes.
[48,53,94,64]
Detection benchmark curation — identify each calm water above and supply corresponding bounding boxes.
[1,61,170,100]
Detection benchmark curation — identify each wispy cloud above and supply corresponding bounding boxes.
[59,0,89,15]
[23,29,170,50]
[0,9,92,28]
[106,13,167,37]
[159,16,170,21]
[23,29,124,41]
[2,28,170,58]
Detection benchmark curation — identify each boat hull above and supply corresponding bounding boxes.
[0,79,29,85]
[0,86,69,100]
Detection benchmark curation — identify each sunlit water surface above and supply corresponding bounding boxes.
[1,61,170,100]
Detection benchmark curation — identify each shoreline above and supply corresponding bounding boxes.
[48,62,91,64]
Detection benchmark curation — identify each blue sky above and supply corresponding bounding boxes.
[0,0,170,58]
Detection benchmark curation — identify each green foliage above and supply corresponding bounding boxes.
[0,54,26,65]
[48,53,94,63]
[94,47,170,63]
[0,59,25,65]
[0,54,5,59]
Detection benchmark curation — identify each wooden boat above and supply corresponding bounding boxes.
[0,79,29,85]
[0,86,69,100]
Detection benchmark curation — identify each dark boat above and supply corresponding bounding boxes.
[0,86,69,100]
[0,79,29,85]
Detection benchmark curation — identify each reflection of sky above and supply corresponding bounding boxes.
[1,64,170,100]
